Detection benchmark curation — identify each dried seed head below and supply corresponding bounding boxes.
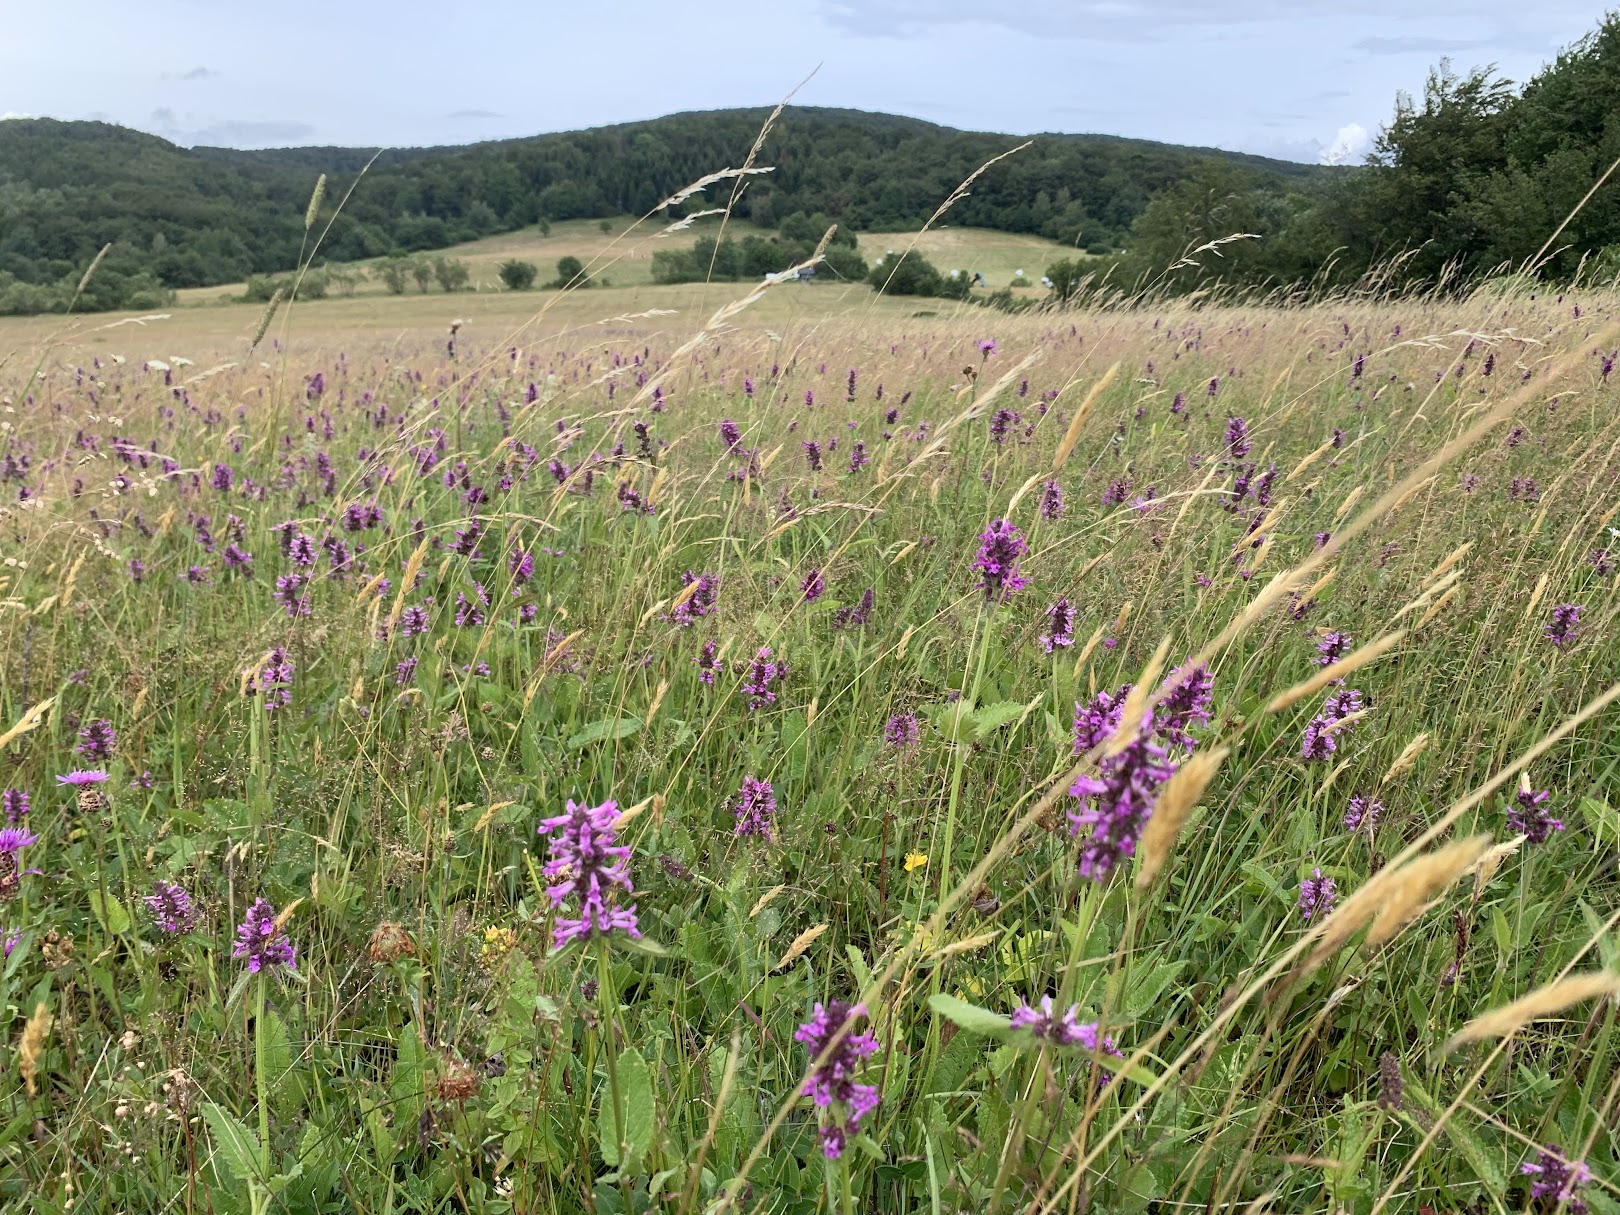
[1446,972,1620,1052]
[1376,1050,1403,1110]
[367,920,417,963]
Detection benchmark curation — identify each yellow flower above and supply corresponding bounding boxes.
[904,852,928,872]
[479,925,517,968]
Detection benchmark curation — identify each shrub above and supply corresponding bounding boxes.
[498,259,538,290]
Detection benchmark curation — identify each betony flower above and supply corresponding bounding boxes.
[1545,603,1583,648]
[145,880,201,934]
[672,572,718,628]
[1068,710,1174,880]
[1153,663,1215,750]
[800,568,825,603]
[795,1001,881,1159]
[233,898,297,972]
[1223,416,1251,459]
[743,647,784,711]
[1521,1146,1593,1213]
[1507,784,1563,845]
[1298,868,1337,920]
[537,798,640,949]
[1301,688,1365,761]
[694,640,721,685]
[1344,795,1384,832]
[1316,631,1354,669]
[1039,598,1075,653]
[1039,479,1066,521]
[76,718,117,761]
[885,713,921,749]
[3,789,30,823]
[972,518,1028,601]
[732,776,777,840]
[1010,996,1120,1054]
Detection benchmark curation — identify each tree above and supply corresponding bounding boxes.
[377,255,410,295]
[598,219,614,233]
[411,259,433,293]
[1045,258,1086,302]
[868,252,945,297]
[551,255,589,288]
[432,256,470,292]
[499,259,538,290]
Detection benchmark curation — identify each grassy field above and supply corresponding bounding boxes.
[168,219,1078,309]
[1,267,1618,1215]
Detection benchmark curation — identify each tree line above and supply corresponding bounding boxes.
[5,14,1620,315]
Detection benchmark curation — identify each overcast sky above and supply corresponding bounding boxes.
[1,1,1606,163]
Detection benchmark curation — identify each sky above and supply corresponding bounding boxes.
[0,1,1606,164]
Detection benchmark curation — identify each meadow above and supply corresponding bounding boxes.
[1,222,1619,1215]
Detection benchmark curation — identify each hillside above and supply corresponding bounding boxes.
[0,106,1324,314]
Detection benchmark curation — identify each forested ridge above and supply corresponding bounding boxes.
[5,12,1620,314]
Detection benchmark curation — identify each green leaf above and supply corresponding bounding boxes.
[1402,1076,1505,1191]
[971,700,1026,740]
[566,716,643,749]
[88,891,131,935]
[1579,797,1620,847]
[927,993,1011,1038]
[597,1048,656,1171]
[201,1102,264,1189]
[1122,961,1186,1020]
[927,700,975,744]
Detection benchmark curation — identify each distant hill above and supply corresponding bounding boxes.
[0,106,1325,314]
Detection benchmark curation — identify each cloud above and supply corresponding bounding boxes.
[167,66,219,81]
[147,108,315,147]
[446,108,503,120]
[1351,36,1491,55]
[818,0,1580,41]
[1319,122,1370,164]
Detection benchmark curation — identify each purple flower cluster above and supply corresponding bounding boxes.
[1301,688,1364,761]
[672,571,719,628]
[1038,478,1066,521]
[1545,603,1583,648]
[246,646,295,712]
[972,518,1028,601]
[1224,416,1252,460]
[1521,1146,1593,1213]
[2,789,29,823]
[145,880,201,934]
[233,898,297,972]
[1315,631,1354,669]
[800,568,825,603]
[795,1000,881,1159]
[1010,996,1120,1054]
[1344,794,1383,832]
[1507,785,1563,845]
[694,640,721,685]
[732,775,776,840]
[1068,710,1174,880]
[76,718,117,761]
[1039,598,1075,653]
[1154,662,1215,749]
[537,798,640,949]
[1297,868,1337,920]
[743,647,784,711]
[884,713,921,749]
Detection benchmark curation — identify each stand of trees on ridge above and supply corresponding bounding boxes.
[3,13,1620,314]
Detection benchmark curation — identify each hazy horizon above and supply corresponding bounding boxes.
[1,1,1604,166]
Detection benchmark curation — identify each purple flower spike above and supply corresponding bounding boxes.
[1010,996,1121,1054]
[145,880,201,934]
[1068,710,1174,880]
[1297,868,1337,921]
[795,1000,880,1159]
[972,518,1028,601]
[1039,598,1075,653]
[1545,603,1584,648]
[732,776,777,840]
[1507,785,1564,845]
[537,798,640,950]
[1522,1146,1593,1213]
[232,898,297,972]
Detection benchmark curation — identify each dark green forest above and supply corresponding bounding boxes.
[4,12,1620,314]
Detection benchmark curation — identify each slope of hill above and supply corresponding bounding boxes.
[0,106,1323,314]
